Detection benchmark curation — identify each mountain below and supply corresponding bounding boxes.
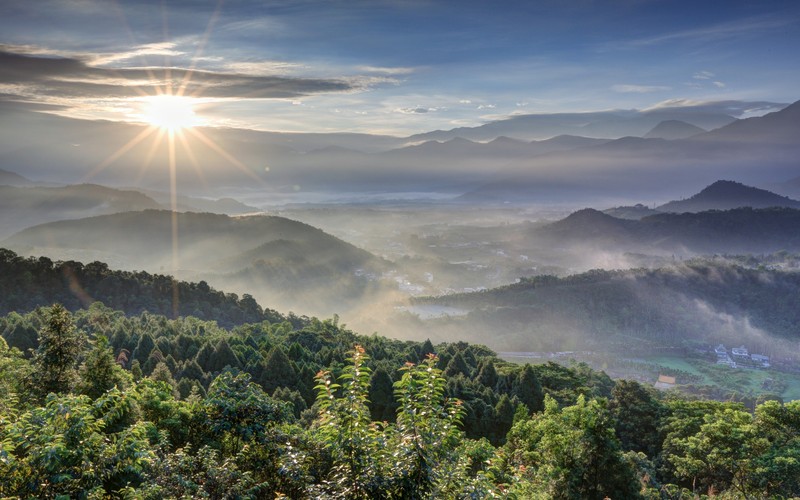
[693,100,800,145]
[0,168,34,186]
[602,204,662,220]
[457,100,800,203]
[535,206,800,254]
[415,261,800,351]
[406,105,751,142]
[129,187,261,215]
[2,210,390,316]
[644,120,705,139]
[657,180,800,213]
[0,183,161,239]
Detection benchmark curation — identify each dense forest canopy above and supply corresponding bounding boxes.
[2,288,799,497]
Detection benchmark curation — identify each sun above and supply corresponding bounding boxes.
[140,95,198,131]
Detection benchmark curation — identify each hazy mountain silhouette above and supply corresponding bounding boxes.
[692,100,800,145]
[0,183,161,239]
[2,210,390,316]
[458,100,800,203]
[405,105,754,142]
[644,120,705,139]
[657,180,800,213]
[0,168,34,186]
[602,204,662,220]
[536,207,800,254]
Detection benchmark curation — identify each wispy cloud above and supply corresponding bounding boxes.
[611,84,670,93]
[394,106,442,114]
[356,65,416,75]
[91,42,185,66]
[624,16,791,47]
[0,48,357,102]
[693,70,715,80]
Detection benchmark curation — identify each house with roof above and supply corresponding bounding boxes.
[731,345,749,359]
[750,353,770,368]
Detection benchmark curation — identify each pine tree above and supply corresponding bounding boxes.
[77,335,129,399]
[29,304,85,399]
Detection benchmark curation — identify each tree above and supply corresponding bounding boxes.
[29,304,85,399]
[610,379,664,457]
[513,364,544,413]
[368,366,396,422]
[203,370,292,456]
[505,395,641,499]
[667,407,762,497]
[476,359,498,389]
[77,335,130,399]
[260,346,298,394]
[314,345,382,499]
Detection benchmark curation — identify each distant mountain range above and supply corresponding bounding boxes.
[460,101,800,202]
[1,99,794,200]
[643,120,705,140]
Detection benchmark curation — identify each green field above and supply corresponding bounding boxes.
[642,355,800,402]
[501,352,800,402]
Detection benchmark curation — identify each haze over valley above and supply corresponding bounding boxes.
[10,0,800,398]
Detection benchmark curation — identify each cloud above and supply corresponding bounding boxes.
[693,70,714,80]
[624,16,791,47]
[477,104,495,109]
[611,84,670,93]
[394,106,442,114]
[712,81,726,88]
[91,42,185,66]
[0,49,357,102]
[356,65,416,75]
[642,98,787,117]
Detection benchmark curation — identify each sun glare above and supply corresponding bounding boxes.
[141,95,198,131]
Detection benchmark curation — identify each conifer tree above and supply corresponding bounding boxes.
[29,304,85,399]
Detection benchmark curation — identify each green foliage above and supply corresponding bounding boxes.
[0,249,286,328]
[203,370,292,456]
[505,395,641,499]
[77,335,130,399]
[0,390,156,498]
[28,304,85,400]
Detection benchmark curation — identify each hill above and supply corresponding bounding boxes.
[657,180,800,213]
[0,248,287,328]
[602,204,662,220]
[536,206,800,254]
[416,261,800,351]
[0,183,161,239]
[643,120,705,139]
[2,210,390,316]
[0,168,34,186]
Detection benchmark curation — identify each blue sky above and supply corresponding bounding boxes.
[1,0,798,135]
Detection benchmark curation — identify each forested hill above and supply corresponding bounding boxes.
[0,248,289,328]
[416,260,800,351]
[537,206,800,253]
[657,180,800,213]
[1,209,383,273]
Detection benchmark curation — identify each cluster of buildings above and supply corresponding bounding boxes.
[714,344,770,369]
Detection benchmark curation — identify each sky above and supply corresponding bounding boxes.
[1,0,799,136]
